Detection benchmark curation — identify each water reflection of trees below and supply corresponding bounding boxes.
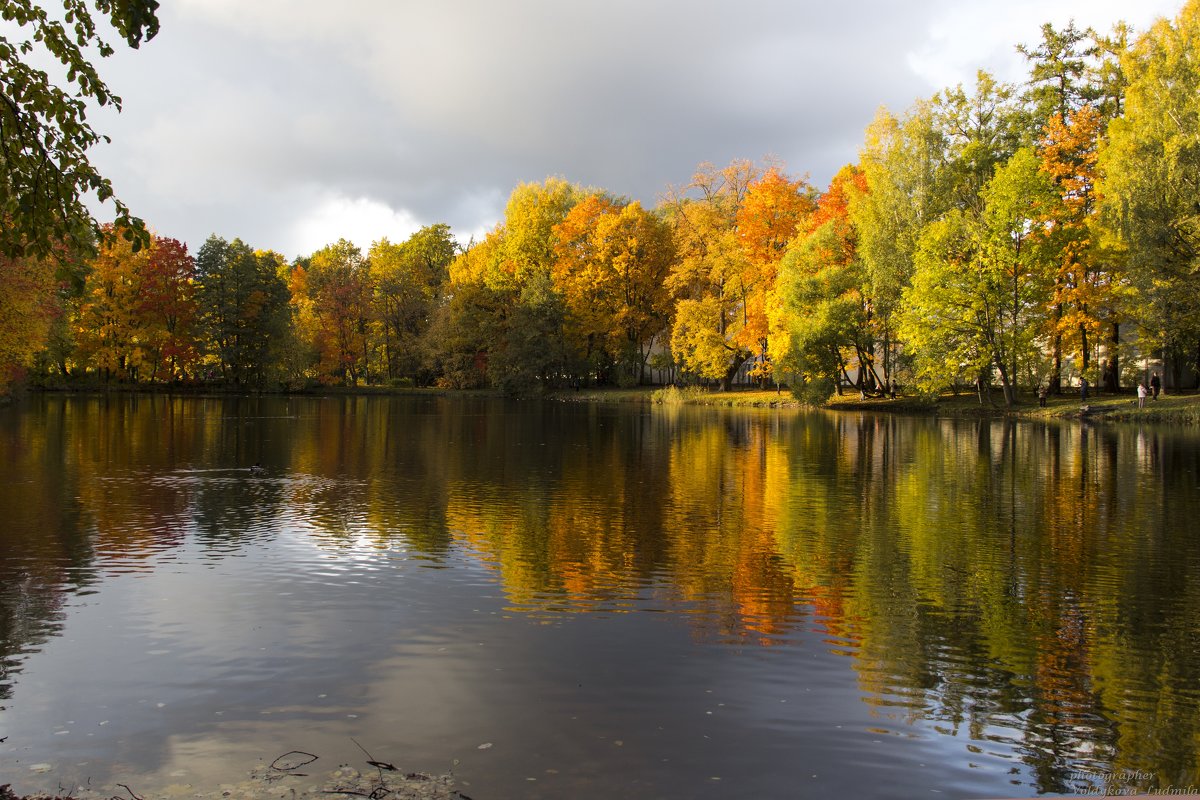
[437,406,1200,793]
[3,396,1199,792]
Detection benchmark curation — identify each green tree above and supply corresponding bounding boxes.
[899,211,991,397]
[777,166,876,398]
[1099,0,1200,385]
[194,235,292,387]
[1,0,159,259]
[1017,20,1099,133]
[980,148,1056,398]
[1091,23,1132,122]
[900,150,1055,405]
[934,71,1024,214]
[849,101,950,387]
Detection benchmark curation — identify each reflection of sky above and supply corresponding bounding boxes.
[0,521,1039,799]
[3,398,1199,798]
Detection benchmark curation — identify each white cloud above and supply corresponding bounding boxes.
[906,0,1182,91]
[290,194,422,257]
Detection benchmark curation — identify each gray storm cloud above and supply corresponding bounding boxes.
[89,0,1180,257]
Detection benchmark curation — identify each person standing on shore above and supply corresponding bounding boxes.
[1150,373,1161,400]
[1138,382,1147,409]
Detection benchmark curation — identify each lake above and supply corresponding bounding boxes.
[1,394,1198,799]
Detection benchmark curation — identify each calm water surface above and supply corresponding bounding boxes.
[1,394,1199,799]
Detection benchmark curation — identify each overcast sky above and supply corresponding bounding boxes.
[85,0,1182,260]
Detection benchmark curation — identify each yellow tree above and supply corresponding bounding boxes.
[0,251,57,392]
[72,229,199,383]
[74,228,146,380]
[1099,0,1200,385]
[551,193,623,372]
[553,196,675,385]
[664,161,755,389]
[430,178,586,392]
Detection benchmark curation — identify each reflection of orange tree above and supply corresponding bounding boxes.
[445,450,652,610]
[663,414,806,645]
[446,482,643,612]
[439,407,807,635]
[767,413,870,645]
[424,402,1200,791]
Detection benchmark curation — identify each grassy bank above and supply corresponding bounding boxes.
[559,385,801,407]
[554,385,1200,424]
[17,382,1200,423]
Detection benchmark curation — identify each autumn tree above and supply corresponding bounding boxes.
[552,196,675,385]
[1039,106,1126,389]
[776,166,875,398]
[665,160,809,389]
[431,178,584,393]
[735,168,815,383]
[1020,21,1130,392]
[0,0,159,259]
[371,224,456,383]
[0,251,57,391]
[292,239,374,385]
[72,226,144,380]
[132,235,198,381]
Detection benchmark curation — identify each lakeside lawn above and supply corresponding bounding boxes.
[556,384,1200,423]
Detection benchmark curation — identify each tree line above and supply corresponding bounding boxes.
[2,1,1198,403]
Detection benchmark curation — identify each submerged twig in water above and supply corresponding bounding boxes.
[271,751,320,772]
[113,784,144,800]
[352,738,397,773]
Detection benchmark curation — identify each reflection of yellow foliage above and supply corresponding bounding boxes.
[20,394,1200,790]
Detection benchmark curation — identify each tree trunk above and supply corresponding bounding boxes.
[1104,321,1120,392]
[719,354,746,392]
[1050,303,1063,393]
[1080,322,1090,374]
[995,358,1016,407]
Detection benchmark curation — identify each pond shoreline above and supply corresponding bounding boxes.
[8,384,1200,424]
[557,386,1200,424]
[0,760,471,800]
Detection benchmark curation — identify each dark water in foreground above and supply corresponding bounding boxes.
[1,394,1199,799]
